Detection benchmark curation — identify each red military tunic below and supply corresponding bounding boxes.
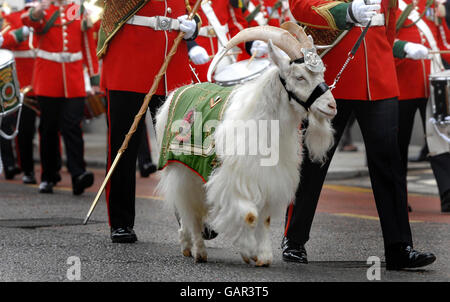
[395,0,449,100]
[289,0,400,101]
[395,0,436,100]
[2,9,37,96]
[100,1,193,96]
[22,2,99,98]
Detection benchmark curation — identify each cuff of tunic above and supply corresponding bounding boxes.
[393,40,408,58]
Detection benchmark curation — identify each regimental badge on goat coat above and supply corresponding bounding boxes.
[158,83,234,182]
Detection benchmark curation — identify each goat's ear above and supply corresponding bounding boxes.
[267,39,289,73]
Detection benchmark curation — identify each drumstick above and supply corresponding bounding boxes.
[1,24,11,35]
[429,50,450,54]
[247,51,258,68]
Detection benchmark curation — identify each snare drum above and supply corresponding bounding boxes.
[213,58,271,86]
[429,70,450,124]
[0,49,22,118]
[0,49,22,140]
[84,94,106,120]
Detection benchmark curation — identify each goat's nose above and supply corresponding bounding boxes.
[328,101,336,110]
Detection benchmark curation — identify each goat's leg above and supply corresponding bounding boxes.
[178,219,192,257]
[254,207,273,267]
[189,213,208,263]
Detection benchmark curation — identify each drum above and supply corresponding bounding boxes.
[429,70,450,125]
[84,94,106,120]
[213,58,271,86]
[0,49,22,140]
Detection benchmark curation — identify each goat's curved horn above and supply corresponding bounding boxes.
[280,22,314,49]
[207,26,304,82]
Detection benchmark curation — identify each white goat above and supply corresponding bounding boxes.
[156,24,336,266]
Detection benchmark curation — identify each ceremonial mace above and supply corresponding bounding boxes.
[83,0,203,225]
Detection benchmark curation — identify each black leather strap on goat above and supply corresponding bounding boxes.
[279,75,329,110]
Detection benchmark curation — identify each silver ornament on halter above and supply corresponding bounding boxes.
[301,47,325,73]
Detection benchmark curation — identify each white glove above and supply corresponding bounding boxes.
[250,40,269,57]
[404,42,429,60]
[189,45,210,65]
[178,15,197,40]
[346,0,381,26]
[0,33,3,48]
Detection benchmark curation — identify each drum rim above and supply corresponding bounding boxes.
[214,59,272,86]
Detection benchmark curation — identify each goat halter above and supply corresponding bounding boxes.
[279,75,329,111]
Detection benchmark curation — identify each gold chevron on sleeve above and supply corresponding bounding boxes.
[311,2,344,30]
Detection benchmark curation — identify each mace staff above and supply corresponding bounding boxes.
[83,0,203,225]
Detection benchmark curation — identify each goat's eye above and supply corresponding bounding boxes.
[297,76,305,82]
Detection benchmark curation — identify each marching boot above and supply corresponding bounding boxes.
[39,181,54,193]
[281,236,308,263]
[111,227,138,243]
[139,162,157,178]
[385,244,436,270]
[72,171,94,196]
[4,166,21,180]
[22,171,37,184]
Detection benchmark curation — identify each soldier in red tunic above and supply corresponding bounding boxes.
[1,3,63,185]
[22,0,99,195]
[393,0,450,212]
[282,0,436,270]
[98,0,200,243]
[187,0,269,81]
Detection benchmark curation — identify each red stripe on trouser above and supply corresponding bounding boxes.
[284,202,294,237]
[105,90,112,226]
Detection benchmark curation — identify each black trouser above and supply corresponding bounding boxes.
[16,105,36,173]
[38,96,86,182]
[0,114,17,169]
[284,98,413,249]
[106,90,165,229]
[137,121,154,171]
[398,98,450,200]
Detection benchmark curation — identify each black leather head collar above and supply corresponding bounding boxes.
[279,75,329,111]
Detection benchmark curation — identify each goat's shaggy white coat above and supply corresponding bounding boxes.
[155,43,336,266]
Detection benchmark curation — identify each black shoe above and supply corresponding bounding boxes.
[281,236,308,263]
[4,166,21,180]
[441,190,450,213]
[22,172,37,184]
[202,223,218,240]
[385,244,436,270]
[51,172,62,184]
[39,181,54,193]
[72,171,94,196]
[139,162,157,178]
[111,227,138,243]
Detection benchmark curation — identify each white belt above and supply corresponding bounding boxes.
[198,26,216,37]
[36,49,83,63]
[13,50,36,59]
[126,15,180,31]
[355,13,385,27]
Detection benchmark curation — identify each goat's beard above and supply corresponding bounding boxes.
[304,113,335,165]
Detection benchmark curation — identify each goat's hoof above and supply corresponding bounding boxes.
[255,260,271,267]
[182,249,192,257]
[241,255,250,264]
[195,254,208,263]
